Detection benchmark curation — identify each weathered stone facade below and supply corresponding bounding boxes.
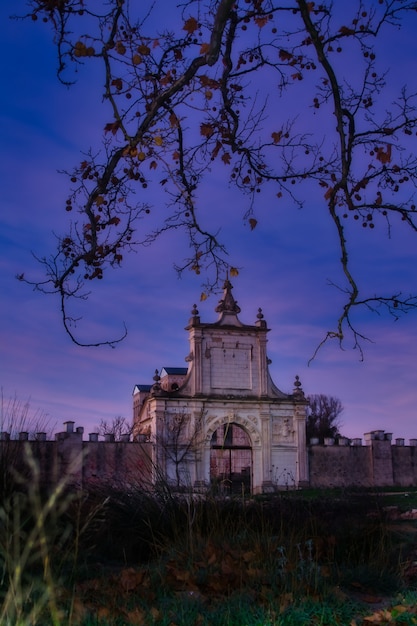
[132,279,309,493]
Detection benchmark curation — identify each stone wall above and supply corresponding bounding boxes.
[3,424,417,492]
[309,431,417,489]
[0,422,153,491]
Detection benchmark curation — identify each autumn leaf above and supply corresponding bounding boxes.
[255,16,269,28]
[211,141,222,159]
[137,151,146,161]
[200,292,208,301]
[199,75,220,89]
[104,121,121,135]
[126,608,146,625]
[200,42,210,54]
[324,186,334,200]
[376,144,392,164]
[271,131,282,144]
[249,218,257,230]
[363,608,394,622]
[200,122,215,138]
[137,44,150,55]
[279,49,293,62]
[111,78,123,91]
[183,16,198,35]
[339,26,355,35]
[230,267,239,277]
[222,152,231,165]
[115,41,126,55]
[169,112,179,128]
[95,196,105,206]
[154,136,163,146]
[73,41,95,57]
[132,54,142,65]
[149,160,157,170]
[205,90,213,100]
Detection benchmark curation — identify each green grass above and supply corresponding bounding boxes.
[2,464,417,625]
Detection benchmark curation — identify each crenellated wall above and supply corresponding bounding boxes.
[308,431,417,488]
[3,424,417,492]
[0,421,153,491]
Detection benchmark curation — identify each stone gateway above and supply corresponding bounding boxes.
[132,279,309,494]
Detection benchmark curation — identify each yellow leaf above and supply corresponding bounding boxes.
[200,292,208,301]
[138,151,146,161]
[154,136,163,146]
[132,54,142,65]
[230,267,239,277]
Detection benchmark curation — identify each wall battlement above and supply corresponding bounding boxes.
[308,430,417,488]
[0,421,153,491]
[2,424,417,491]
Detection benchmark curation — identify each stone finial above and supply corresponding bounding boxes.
[255,307,267,328]
[293,375,305,399]
[188,303,200,326]
[151,369,162,395]
[215,278,241,316]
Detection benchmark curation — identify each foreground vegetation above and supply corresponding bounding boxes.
[1,467,417,625]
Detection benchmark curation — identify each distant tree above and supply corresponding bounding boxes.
[19,1,417,354]
[0,391,54,439]
[0,392,54,497]
[97,415,132,441]
[306,394,344,444]
[155,410,206,490]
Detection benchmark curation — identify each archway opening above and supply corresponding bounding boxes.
[210,422,252,495]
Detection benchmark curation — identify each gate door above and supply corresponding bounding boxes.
[210,423,252,494]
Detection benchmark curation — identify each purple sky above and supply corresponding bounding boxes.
[1,2,417,441]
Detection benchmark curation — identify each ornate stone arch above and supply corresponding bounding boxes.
[204,412,261,446]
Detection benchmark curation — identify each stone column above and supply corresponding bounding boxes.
[295,405,309,486]
[260,411,273,492]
